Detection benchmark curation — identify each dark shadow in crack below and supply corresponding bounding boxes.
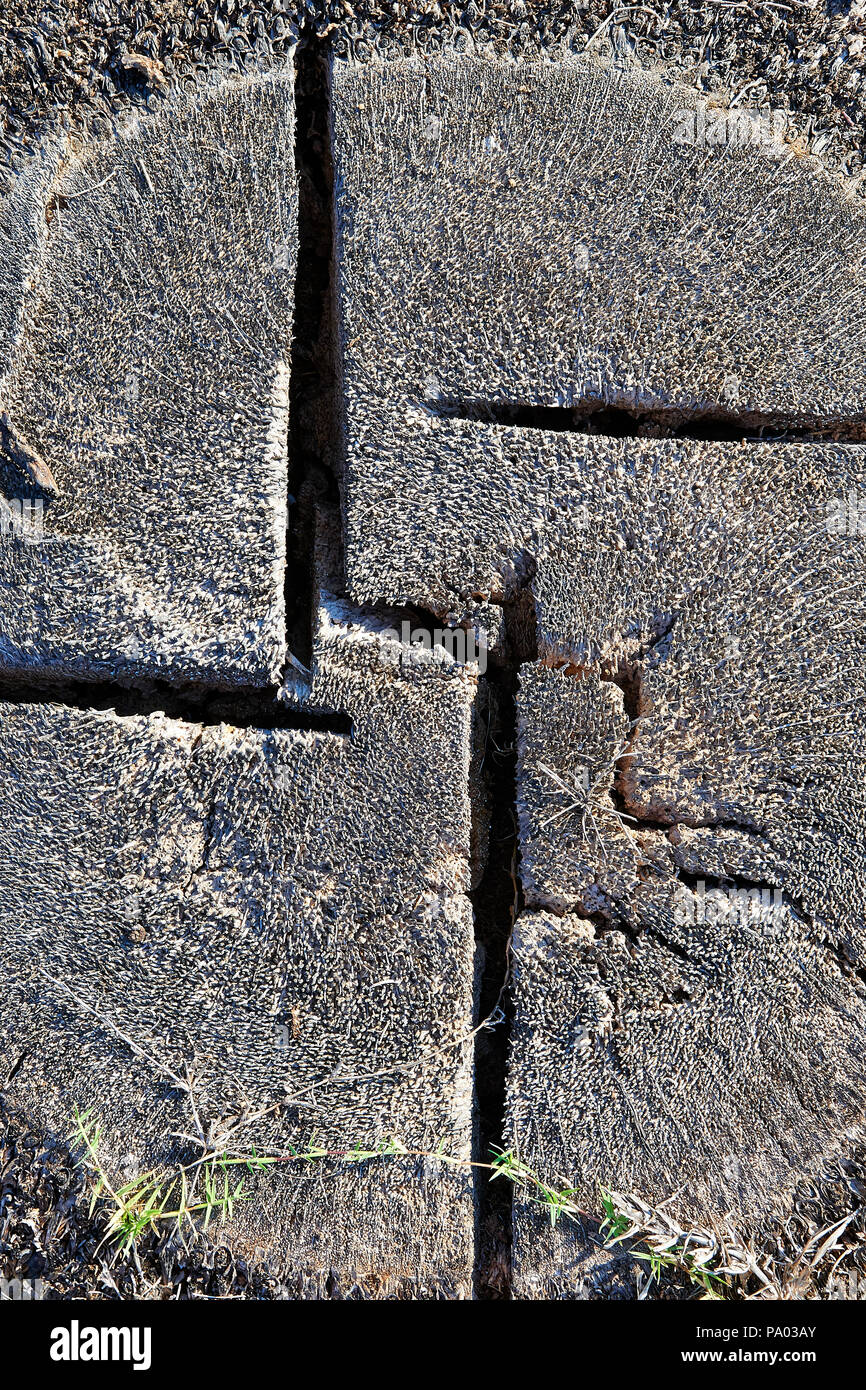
[427,395,866,445]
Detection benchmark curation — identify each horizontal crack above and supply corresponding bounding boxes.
[0,675,352,736]
[672,865,783,898]
[428,396,866,445]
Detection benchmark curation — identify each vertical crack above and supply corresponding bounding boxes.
[285,37,341,675]
[470,599,534,1299]
[470,666,518,1299]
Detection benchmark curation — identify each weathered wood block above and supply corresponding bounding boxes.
[332,56,866,625]
[0,70,295,685]
[0,607,477,1296]
[509,439,866,1293]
